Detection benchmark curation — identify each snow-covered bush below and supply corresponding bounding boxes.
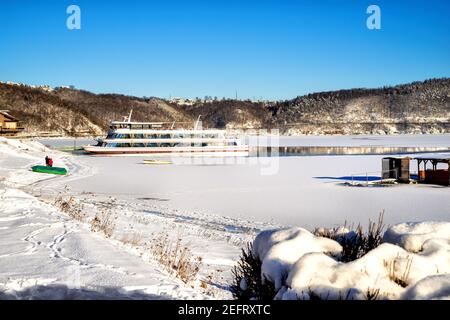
[383,221,450,252]
[253,228,342,291]
[232,220,450,300]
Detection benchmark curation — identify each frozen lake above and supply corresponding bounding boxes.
[39,134,450,229]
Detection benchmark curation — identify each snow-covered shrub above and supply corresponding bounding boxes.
[314,212,385,262]
[233,219,450,300]
[383,221,450,252]
[280,243,410,300]
[231,242,276,300]
[254,228,342,290]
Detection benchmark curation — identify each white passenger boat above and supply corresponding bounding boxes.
[83,113,249,156]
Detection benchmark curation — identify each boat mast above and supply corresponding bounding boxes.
[128,109,133,123]
[194,115,202,130]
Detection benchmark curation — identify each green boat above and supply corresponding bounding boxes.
[31,165,68,175]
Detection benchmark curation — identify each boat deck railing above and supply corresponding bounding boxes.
[110,121,202,130]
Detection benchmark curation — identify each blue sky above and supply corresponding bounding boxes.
[0,0,449,100]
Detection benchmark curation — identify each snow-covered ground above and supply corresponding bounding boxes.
[1,135,449,299]
[0,138,248,299]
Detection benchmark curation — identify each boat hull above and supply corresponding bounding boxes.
[31,165,67,175]
[83,145,249,156]
[143,160,173,165]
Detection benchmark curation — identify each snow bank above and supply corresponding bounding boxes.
[402,274,450,300]
[253,228,342,289]
[0,137,48,157]
[383,221,450,252]
[252,222,450,300]
[281,243,408,300]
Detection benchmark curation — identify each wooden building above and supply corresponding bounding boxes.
[0,110,24,136]
[415,154,450,186]
[381,157,410,183]
[382,155,450,186]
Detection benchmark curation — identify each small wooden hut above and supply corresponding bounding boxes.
[381,157,410,183]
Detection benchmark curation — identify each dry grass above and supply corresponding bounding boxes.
[54,194,86,222]
[230,242,276,300]
[385,255,413,288]
[149,232,202,284]
[365,287,380,300]
[121,232,143,246]
[90,199,117,238]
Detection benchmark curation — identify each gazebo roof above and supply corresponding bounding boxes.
[413,153,450,161]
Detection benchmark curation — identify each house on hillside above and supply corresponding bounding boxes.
[0,110,24,136]
[169,97,195,106]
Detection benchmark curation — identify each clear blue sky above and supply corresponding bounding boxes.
[1,0,449,100]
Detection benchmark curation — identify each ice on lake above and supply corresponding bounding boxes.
[41,134,450,229]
